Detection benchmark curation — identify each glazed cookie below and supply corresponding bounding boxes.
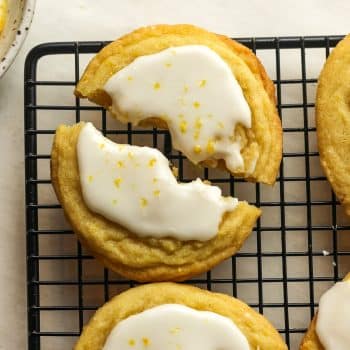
[51,122,260,282]
[75,24,282,185]
[300,273,350,350]
[316,35,350,215]
[74,282,287,350]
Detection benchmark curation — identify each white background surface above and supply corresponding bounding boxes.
[0,0,349,348]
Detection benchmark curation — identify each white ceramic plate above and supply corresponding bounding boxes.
[0,0,36,77]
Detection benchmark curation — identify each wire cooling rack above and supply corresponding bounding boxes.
[25,36,349,350]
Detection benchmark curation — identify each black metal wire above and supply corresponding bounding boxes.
[25,36,347,350]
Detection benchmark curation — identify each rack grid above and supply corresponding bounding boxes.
[25,36,348,350]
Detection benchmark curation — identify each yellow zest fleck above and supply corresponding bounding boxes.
[87,175,94,183]
[114,177,122,188]
[140,198,148,208]
[169,327,181,335]
[199,79,207,87]
[217,121,224,129]
[153,82,161,90]
[206,140,215,154]
[193,145,202,154]
[183,85,189,93]
[152,177,158,184]
[165,62,172,68]
[128,151,134,160]
[153,189,160,197]
[148,158,157,167]
[117,160,124,168]
[112,199,117,205]
[135,162,140,168]
[194,129,200,140]
[98,143,105,149]
[179,120,188,134]
[127,76,133,81]
[195,117,203,130]
[178,114,184,119]
[128,338,135,346]
[207,113,213,119]
[193,101,200,109]
[176,344,182,350]
[142,337,150,347]
[118,145,125,151]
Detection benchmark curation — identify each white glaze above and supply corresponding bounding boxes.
[104,45,252,172]
[77,123,237,241]
[316,281,350,350]
[102,304,250,350]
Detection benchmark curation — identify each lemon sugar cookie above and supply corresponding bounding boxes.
[316,34,350,215]
[300,273,350,350]
[74,283,287,350]
[51,122,260,282]
[75,24,282,185]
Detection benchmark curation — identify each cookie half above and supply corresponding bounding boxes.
[74,282,287,350]
[51,122,260,282]
[316,34,350,215]
[75,24,282,185]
